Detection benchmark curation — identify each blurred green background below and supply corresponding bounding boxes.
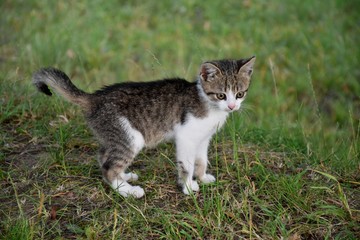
[2,0,358,172]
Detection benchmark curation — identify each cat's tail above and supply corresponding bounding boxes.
[32,67,90,109]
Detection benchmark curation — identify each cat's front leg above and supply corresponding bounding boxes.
[194,137,216,184]
[175,140,199,195]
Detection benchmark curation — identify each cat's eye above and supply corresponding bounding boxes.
[236,92,245,99]
[216,93,226,100]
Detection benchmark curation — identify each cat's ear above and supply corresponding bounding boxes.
[238,56,256,77]
[200,62,222,82]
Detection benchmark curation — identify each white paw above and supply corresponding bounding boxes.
[129,186,145,198]
[112,179,144,198]
[200,174,216,184]
[183,180,199,195]
[122,172,139,182]
[118,185,145,198]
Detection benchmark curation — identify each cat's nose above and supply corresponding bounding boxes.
[228,103,236,110]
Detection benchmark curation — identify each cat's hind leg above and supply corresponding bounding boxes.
[121,172,139,182]
[96,117,145,198]
[101,153,144,198]
[99,146,145,198]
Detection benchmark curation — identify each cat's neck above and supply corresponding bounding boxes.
[196,79,210,105]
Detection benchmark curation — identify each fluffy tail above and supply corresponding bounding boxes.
[32,67,90,109]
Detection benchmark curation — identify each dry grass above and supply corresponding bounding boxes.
[1,116,359,239]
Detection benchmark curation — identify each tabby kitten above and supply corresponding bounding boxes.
[33,56,255,198]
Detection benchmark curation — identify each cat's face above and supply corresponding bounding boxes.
[198,57,255,112]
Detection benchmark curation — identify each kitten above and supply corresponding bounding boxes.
[32,56,255,198]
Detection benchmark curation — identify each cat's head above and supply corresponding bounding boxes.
[198,56,255,112]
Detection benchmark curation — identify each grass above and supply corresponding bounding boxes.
[1,0,359,239]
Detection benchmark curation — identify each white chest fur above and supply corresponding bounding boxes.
[175,110,229,142]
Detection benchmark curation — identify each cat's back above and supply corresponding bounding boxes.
[88,78,202,112]
[93,78,195,98]
[89,78,203,116]
[91,78,200,111]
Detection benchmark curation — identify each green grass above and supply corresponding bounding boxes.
[1,0,359,239]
